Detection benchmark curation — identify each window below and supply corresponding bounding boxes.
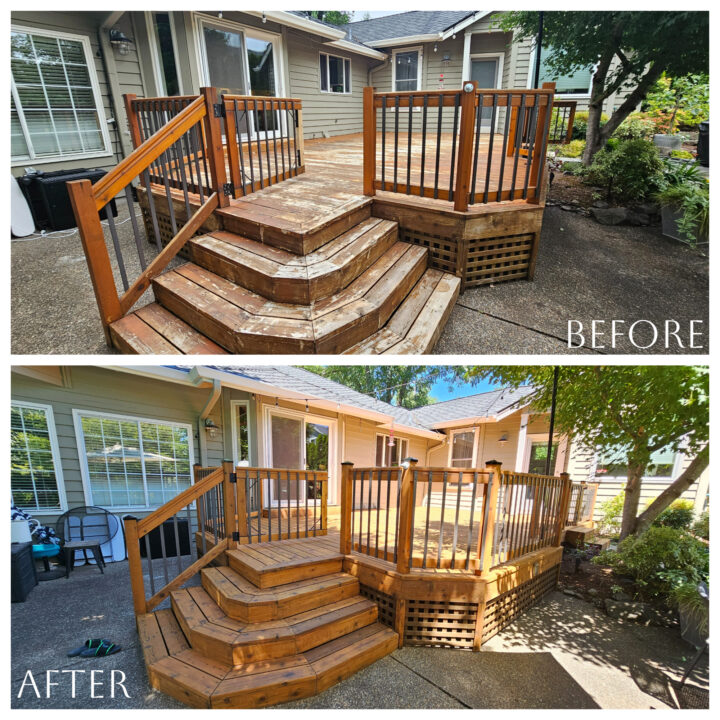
[393,48,422,92]
[148,12,180,95]
[11,26,110,163]
[11,402,65,513]
[375,434,408,467]
[595,446,677,479]
[320,52,351,94]
[232,401,250,467]
[450,431,475,468]
[537,46,593,96]
[528,442,558,475]
[75,411,193,509]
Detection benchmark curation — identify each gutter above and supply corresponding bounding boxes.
[243,11,345,40]
[327,38,386,60]
[189,368,222,467]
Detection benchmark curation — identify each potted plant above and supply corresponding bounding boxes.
[672,581,709,649]
[656,182,709,245]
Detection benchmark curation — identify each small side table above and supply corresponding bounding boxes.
[64,540,106,578]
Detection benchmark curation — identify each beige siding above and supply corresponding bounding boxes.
[11,11,144,175]
[11,367,230,523]
[343,416,430,467]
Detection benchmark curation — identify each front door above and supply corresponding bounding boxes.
[471,57,500,129]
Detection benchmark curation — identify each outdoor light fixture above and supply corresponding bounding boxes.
[433,42,438,52]
[204,418,220,438]
[498,433,509,446]
[108,28,133,56]
[262,12,267,23]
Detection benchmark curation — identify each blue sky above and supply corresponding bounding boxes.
[429,374,501,403]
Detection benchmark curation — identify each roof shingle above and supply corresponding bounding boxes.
[343,11,476,44]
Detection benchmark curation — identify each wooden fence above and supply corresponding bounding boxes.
[363,81,556,211]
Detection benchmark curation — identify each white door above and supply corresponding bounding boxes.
[471,56,501,130]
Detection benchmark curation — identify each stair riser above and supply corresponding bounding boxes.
[210,669,317,709]
[314,248,428,354]
[201,573,360,623]
[188,224,398,305]
[147,665,212,709]
[220,204,372,255]
[228,554,344,589]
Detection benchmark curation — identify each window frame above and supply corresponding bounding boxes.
[230,399,252,468]
[528,45,594,99]
[10,23,113,166]
[375,433,409,468]
[319,51,352,95]
[391,45,423,93]
[593,447,683,482]
[145,11,183,96]
[448,427,477,468]
[72,408,195,511]
[11,400,67,515]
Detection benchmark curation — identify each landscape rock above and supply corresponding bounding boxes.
[591,207,630,225]
[634,202,660,216]
[604,599,648,622]
[627,211,651,226]
[587,588,600,598]
[563,588,584,599]
[612,590,633,602]
[592,200,610,209]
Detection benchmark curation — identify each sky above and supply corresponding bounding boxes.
[429,374,501,403]
[355,11,402,19]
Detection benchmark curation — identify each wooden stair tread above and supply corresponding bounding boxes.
[188,217,398,304]
[150,242,428,354]
[344,269,461,354]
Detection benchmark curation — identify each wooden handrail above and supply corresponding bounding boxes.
[92,96,206,210]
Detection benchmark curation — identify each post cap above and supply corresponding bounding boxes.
[485,459,501,466]
[402,457,418,464]
[341,461,355,466]
[463,82,475,93]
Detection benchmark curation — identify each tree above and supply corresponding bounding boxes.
[303,11,354,26]
[501,12,709,164]
[459,366,708,539]
[301,366,454,408]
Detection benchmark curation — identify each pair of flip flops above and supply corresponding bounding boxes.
[67,639,121,657]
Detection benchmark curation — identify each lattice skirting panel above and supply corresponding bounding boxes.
[397,228,458,275]
[359,584,396,628]
[481,564,560,643]
[404,599,479,649]
[465,233,536,287]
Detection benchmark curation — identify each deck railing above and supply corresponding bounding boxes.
[341,460,572,575]
[363,81,556,211]
[124,462,238,615]
[235,467,328,543]
[70,87,305,341]
[566,481,599,526]
[549,100,577,145]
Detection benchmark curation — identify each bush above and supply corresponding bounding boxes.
[671,149,695,160]
[548,139,585,158]
[597,491,624,537]
[651,499,695,530]
[655,182,709,244]
[571,111,608,140]
[586,139,664,203]
[594,526,709,601]
[643,73,709,131]
[692,511,709,540]
[614,114,656,141]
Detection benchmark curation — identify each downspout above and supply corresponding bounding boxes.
[368,56,390,87]
[99,12,134,159]
[194,377,222,467]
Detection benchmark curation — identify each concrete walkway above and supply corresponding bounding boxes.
[11,560,707,709]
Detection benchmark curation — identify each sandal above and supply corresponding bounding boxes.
[67,639,111,657]
[80,640,121,657]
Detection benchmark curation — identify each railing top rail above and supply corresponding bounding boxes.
[222,94,302,105]
[91,96,206,211]
[351,465,491,473]
[552,99,578,107]
[132,95,200,104]
[501,470,564,482]
[135,465,223,537]
[237,466,328,478]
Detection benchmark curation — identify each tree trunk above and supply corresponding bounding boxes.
[634,448,709,534]
[619,463,646,540]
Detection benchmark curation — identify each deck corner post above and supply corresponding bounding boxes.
[123,516,147,616]
[200,86,230,208]
[320,473,328,534]
[477,461,502,576]
[529,81,556,201]
[396,458,418,574]
[235,466,248,542]
[66,178,122,346]
[222,460,237,545]
[340,462,355,554]
[556,471,573,545]
[453,80,477,212]
[363,85,377,196]
[122,93,142,149]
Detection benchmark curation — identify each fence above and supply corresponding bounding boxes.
[341,460,572,575]
[363,81,556,211]
[566,481,599,526]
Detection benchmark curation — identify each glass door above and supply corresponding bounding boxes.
[305,421,329,500]
[269,413,304,506]
[471,57,500,130]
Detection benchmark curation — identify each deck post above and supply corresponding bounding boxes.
[530,82,556,201]
[67,179,122,345]
[124,516,147,615]
[477,461,502,575]
[122,93,143,149]
[200,86,230,208]
[340,462,354,554]
[222,460,237,545]
[320,474,328,534]
[396,458,418,574]
[295,100,305,171]
[453,80,478,212]
[556,472,573,544]
[235,466,248,542]
[363,86,376,196]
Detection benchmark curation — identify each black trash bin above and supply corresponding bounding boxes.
[19,168,118,232]
[139,518,192,559]
[697,121,709,167]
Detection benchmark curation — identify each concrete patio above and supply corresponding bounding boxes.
[11,558,708,709]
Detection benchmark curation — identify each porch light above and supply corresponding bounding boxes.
[108,29,133,56]
[433,42,438,52]
[498,433,509,446]
[204,418,220,439]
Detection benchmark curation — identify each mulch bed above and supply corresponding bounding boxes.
[547,172,599,210]
[559,554,618,601]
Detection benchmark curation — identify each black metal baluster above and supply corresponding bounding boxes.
[366,467,373,553]
[497,94,512,202]
[420,95,428,197]
[406,94,413,194]
[510,95,526,201]
[124,186,146,271]
[383,469,391,561]
[393,467,401,563]
[278,102,286,179]
[263,103,273,185]
[245,101,256,191]
[255,101,265,189]
[393,95,399,193]
[144,535,155,596]
[448,93,461,201]
[483,95,498,204]
[358,470,365,553]
[451,471,463,569]
[374,471,381,558]
[105,208,129,291]
[381,96,387,189]
[437,471,448,566]
[434,96,443,199]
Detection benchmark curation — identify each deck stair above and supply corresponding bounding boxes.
[137,537,398,708]
[110,186,460,354]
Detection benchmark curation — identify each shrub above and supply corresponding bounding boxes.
[671,149,695,160]
[614,114,656,141]
[586,139,664,203]
[655,182,709,244]
[548,139,585,158]
[692,511,709,540]
[597,491,625,537]
[571,111,609,140]
[651,499,695,530]
[643,73,709,131]
[594,526,709,601]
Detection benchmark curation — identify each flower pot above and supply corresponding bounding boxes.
[654,134,683,155]
[661,206,708,245]
[679,601,708,649]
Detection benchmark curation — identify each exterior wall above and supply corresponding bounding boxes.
[10,367,230,523]
[11,11,143,176]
